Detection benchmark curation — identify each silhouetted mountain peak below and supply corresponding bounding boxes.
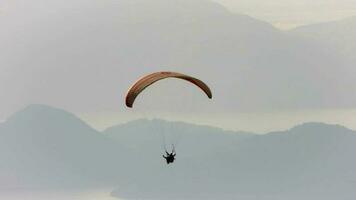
[261,122,356,149]
[8,104,75,121]
[292,15,356,31]
[4,104,96,136]
[289,122,353,135]
[0,105,126,188]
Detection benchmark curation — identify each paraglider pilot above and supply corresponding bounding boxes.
[163,146,176,164]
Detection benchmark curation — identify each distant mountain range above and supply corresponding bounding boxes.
[1,0,356,117]
[1,104,356,199]
[291,16,356,62]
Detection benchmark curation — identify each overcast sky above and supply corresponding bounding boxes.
[1,0,356,132]
[214,0,356,29]
[2,0,356,29]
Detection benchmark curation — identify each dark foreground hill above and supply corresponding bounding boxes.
[111,122,356,200]
[0,105,251,189]
[1,104,356,199]
[0,104,129,188]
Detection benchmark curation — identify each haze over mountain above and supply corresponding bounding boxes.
[291,16,356,63]
[1,0,356,199]
[1,0,356,122]
[0,104,128,188]
[1,105,356,199]
[105,118,253,158]
[0,104,251,189]
[213,0,356,29]
[111,122,356,200]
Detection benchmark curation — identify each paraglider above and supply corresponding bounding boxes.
[125,71,212,108]
[125,71,212,164]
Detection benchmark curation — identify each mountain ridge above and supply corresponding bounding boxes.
[4,104,356,138]
[1,104,356,199]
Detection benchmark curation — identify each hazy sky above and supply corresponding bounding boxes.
[213,0,356,29]
[1,0,356,132]
[1,0,356,29]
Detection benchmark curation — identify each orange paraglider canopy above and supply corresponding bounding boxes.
[125,71,212,108]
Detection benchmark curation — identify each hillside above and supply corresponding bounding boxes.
[112,122,356,199]
[0,105,126,188]
[1,105,356,199]
[291,16,356,62]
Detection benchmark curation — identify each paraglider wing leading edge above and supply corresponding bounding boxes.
[125,71,212,108]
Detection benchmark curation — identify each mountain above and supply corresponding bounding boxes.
[104,118,253,158]
[0,104,128,188]
[291,16,356,63]
[1,0,355,118]
[1,105,356,199]
[112,122,356,200]
[0,104,254,189]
